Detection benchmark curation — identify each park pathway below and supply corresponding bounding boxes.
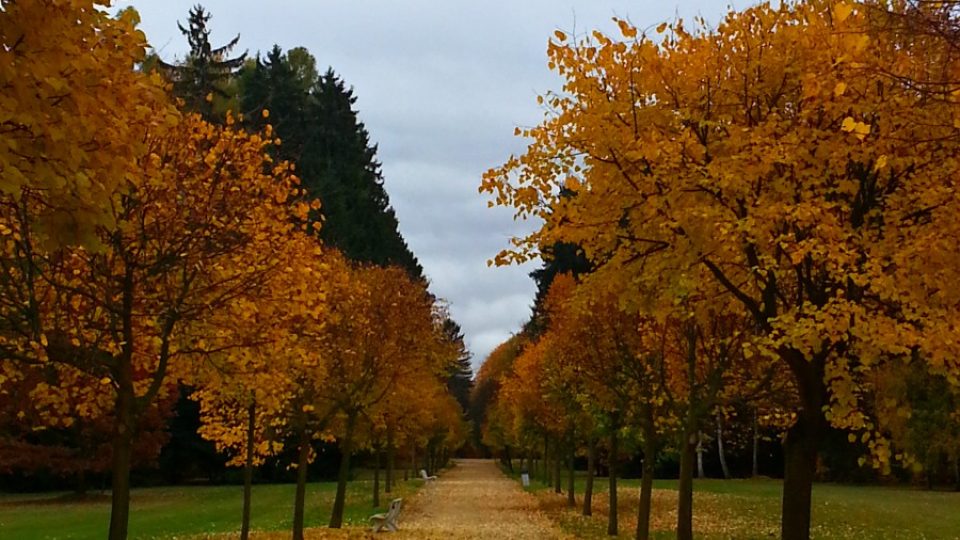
[393,459,570,539]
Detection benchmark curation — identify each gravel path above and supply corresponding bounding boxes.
[390,459,570,539]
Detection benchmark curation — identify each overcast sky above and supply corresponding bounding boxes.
[122,0,730,370]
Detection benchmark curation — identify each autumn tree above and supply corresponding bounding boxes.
[188,234,333,540]
[0,363,173,494]
[0,1,174,247]
[0,108,305,540]
[472,335,527,465]
[482,3,960,539]
[304,264,448,528]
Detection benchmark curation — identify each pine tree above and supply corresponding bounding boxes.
[442,319,473,413]
[303,69,422,277]
[237,48,423,279]
[238,46,311,163]
[523,241,591,337]
[158,5,246,120]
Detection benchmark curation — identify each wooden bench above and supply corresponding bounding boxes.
[370,497,403,532]
[419,469,437,482]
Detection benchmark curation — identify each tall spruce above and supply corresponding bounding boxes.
[442,319,473,413]
[158,5,246,120]
[238,47,423,279]
[523,241,591,338]
[305,69,422,277]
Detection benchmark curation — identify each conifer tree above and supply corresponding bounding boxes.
[442,319,474,412]
[158,5,246,120]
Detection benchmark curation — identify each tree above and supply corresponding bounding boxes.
[472,335,527,463]
[482,3,960,538]
[190,235,333,540]
[0,364,173,494]
[0,111,305,540]
[442,318,474,414]
[238,52,423,278]
[0,1,175,247]
[309,264,448,528]
[158,5,246,119]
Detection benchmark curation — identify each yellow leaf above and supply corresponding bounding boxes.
[874,155,888,171]
[834,3,853,23]
[847,433,857,443]
[100,377,112,385]
[617,19,638,39]
[854,121,871,140]
[262,109,270,119]
[554,30,567,42]
[841,116,857,132]
[833,82,847,97]
[656,22,668,34]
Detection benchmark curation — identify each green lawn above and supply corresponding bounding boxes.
[0,472,425,539]
[509,467,960,539]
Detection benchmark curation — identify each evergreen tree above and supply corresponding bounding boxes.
[237,47,423,279]
[523,241,591,338]
[158,5,246,120]
[303,69,422,277]
[442,319,473,413]
[238,46,311,163]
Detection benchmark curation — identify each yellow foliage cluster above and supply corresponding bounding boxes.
[482,0,960,503]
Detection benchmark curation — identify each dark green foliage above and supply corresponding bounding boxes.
[237,48,423,279]
[158,5,246,120]
[442,319,473,413]
[523,241,591,338]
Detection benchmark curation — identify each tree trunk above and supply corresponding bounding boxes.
[386,425,395,494]
[75,469,88,496]
[292,426,310,540]
[780,415,821,540]
[543,435,550,484]
[567,431,575,508]
[583,436,595,516]
[373,447,381,507]
[717,414,730,480]
[677,428,696,540]
[953,454,960,492]
[554,440,562,494]
[410,446,416,481]
[107,378,135,540]
[696,431,705,479]
[636,415,656,540]
[607,429,619,537]
[752,408,760,477]
[241,401,256,540]
[329,413,357,528]
[780,351,827,540]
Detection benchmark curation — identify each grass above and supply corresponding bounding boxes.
[0,470,426,539]
[507,467,960,539]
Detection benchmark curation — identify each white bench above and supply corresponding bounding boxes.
[419,469,437,482]
[370,497,403,532]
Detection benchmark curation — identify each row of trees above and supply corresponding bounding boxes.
[480,2,960,540]
[0,3,467,540]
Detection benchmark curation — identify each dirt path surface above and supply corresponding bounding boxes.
[390,459,570,539]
